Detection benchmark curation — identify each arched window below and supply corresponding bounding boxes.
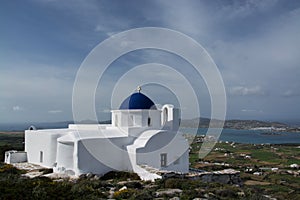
[29,125,36,130]
[163,107,168,125]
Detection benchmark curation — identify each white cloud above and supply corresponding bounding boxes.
[282,89,299,97]
[2,0,300,122]
[0,62,74,122]
[102,109,111,113]
[48,110,63,114]
[219,0,278,19]
[12,106,23,111]
[230,86,265,96]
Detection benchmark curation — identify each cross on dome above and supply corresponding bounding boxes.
[137,86,141,93]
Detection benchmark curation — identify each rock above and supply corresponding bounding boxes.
[212,174,230,184]
[237,191,245,197]
[290,164,299,169]
[23,171,44,178]
[92,175,101,180]
[108,187,115,199]
[86,173,93,178]
[119,186,127,191]
[53,179,64,182]
[79,174,86,179]
[155,189,182,197]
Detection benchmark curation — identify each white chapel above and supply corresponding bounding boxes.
[5,88,189,181]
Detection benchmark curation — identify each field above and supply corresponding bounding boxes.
[0,132,299,199]
[0,132,24,161]
[190,137,300,199]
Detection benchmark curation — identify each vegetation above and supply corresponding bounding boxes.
[0,132,24,161]
[0,132,299,199]
[190,137,300,199]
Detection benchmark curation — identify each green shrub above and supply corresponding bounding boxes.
[100,171,140,181]
[113,188,135,199]
[124,181,142,189]
[164,178,206,190]
[180,189,205,200]
[131,189,154,200]
[0,163,22,174]
[215,189,237,198]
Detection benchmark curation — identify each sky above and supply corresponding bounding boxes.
[1,0,300,124]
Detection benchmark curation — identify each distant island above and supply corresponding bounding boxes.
[180,118,300,132]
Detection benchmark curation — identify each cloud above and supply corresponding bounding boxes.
[219,0,278,19]
[102,109,111,113]
[36,0,133,34]
[0,63,74,122]
[282,89,299,97]
[12,106,23,111]
[2,0,300,122]
[48,110,63,114]
[230,86,265,96]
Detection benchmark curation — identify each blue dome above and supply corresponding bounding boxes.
[119,92,156,110]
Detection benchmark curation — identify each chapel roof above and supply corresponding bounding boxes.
[119,88,156,110]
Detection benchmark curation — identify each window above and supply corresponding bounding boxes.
[160,153,167,167]
[163,108,168,126]
[147,117,151,126]
[40,151,43,163]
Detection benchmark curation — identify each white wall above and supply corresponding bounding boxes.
[161,105,180,131]
[68,124,111,130]
[55,142,74,174]
[75,137,134,175]
[111,110,161,128]
[4,151,27,164]
[25,130,66,168]
[136,131,189,173]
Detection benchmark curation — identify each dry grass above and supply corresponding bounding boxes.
[244,180,271,186]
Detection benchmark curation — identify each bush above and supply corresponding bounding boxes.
[113,188,135,199]
[124,181,142,189]
[0,163,22,174]
[164,178,206,190]
[100,171,140,181]
[180,189,205,199]
[216,189,237,198]
[132,189,154,200]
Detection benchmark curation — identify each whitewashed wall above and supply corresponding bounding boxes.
[25,130,66,168]
[4,151,27,164]
[136,131,189,173]
[75,137,134,175]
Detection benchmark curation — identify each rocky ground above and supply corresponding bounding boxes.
[1,132,300,199]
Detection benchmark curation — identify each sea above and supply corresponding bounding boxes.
[180,127,300,144]
[1,123,300,144]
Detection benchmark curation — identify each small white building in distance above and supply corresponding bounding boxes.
[5,89,189,181]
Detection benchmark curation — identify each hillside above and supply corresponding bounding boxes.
[180,117,288,130]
